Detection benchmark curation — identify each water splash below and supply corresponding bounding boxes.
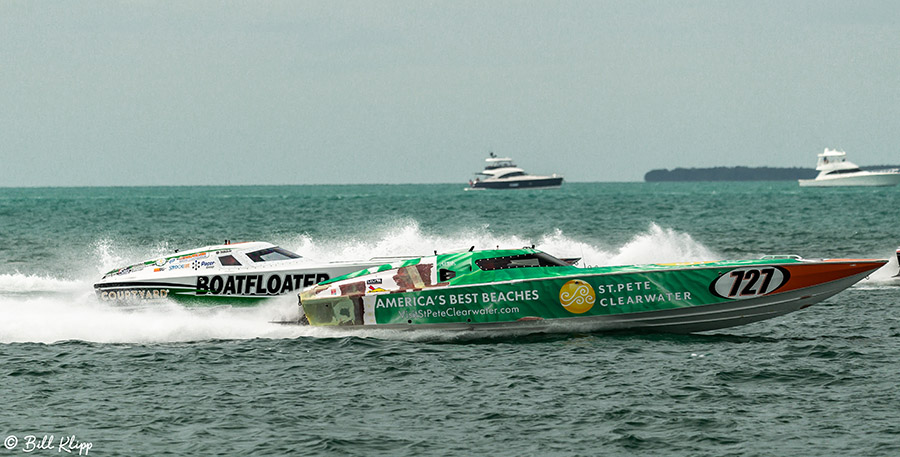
[92,238,176,276]
[573,223,721,267]
[276,221,718,268]
[0,273,83,294]
[0,293,312,344]
[0,222,723,344]
[277,219,533,262]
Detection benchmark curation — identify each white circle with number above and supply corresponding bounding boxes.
[712,267,788,299]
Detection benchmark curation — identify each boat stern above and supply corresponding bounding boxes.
[299,283,367,326]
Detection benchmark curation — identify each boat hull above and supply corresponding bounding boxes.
[93,240,404,305]
[95,264,382,305]
[299,258,885,333]
[470,176,563,190]
[799,172,900,187]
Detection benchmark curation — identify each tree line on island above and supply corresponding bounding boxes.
[643,165,900,182]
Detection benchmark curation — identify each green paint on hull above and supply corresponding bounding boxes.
[300,248,875,328]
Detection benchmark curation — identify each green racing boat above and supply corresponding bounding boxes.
[297,248,886,334]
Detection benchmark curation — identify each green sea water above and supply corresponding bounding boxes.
[1,182,899,456]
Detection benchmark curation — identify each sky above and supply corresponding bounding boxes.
[2,1,899,186]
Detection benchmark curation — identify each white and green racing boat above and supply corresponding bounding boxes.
[298,247,886,333]
[95,241,404,304]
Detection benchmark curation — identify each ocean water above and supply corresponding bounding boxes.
[1,182,899,456]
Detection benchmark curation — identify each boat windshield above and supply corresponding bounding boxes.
[219,255,242,266]
[485,161,516,170]
[497,171,526,178]
[825,168,863,175]
[475,252,570,271]
[246,247,302,262]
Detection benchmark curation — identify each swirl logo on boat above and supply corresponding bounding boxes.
[559,279,596,314]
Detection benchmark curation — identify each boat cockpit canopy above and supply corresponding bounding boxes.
[246,246,302,262]
[219,254,242,266]
[475,252,570,271]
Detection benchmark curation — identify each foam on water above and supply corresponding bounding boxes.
[0,292,307,344]
[0,273,83,294]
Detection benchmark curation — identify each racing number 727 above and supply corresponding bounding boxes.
[728,268,775,297]
[712,266,788,299]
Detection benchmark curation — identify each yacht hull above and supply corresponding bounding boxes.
[799,172,900,187]
[469,176,563,190]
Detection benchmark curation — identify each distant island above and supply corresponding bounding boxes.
[645,167,816,182]
[644,165,900,182]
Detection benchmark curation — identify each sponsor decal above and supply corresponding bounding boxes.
[559,279,596,314]
[366,278,383,285]
[99,289,170,300]
[358,286,542,326]
[368,285,388,293]
[168,252,209,264]
[346,264,798,326]
[105,264,145,278]
[160,252,212,266]
[196,273,330,296]
[711,266,789,299]
[374,289,541,309]
[191,260,216,270]
[593,279,690,307]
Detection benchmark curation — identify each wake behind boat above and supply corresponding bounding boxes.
[467,153,563,190]
[798,149,900,187]
[297,248,885,334]
[95,241,405,304]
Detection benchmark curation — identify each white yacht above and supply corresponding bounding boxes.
[467,153,563,190]
[798,149,900,187]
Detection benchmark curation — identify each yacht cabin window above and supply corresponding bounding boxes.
[824,168,863,175]
[485,161,516,170]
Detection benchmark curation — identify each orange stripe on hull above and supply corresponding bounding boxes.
[777,260,886,293]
